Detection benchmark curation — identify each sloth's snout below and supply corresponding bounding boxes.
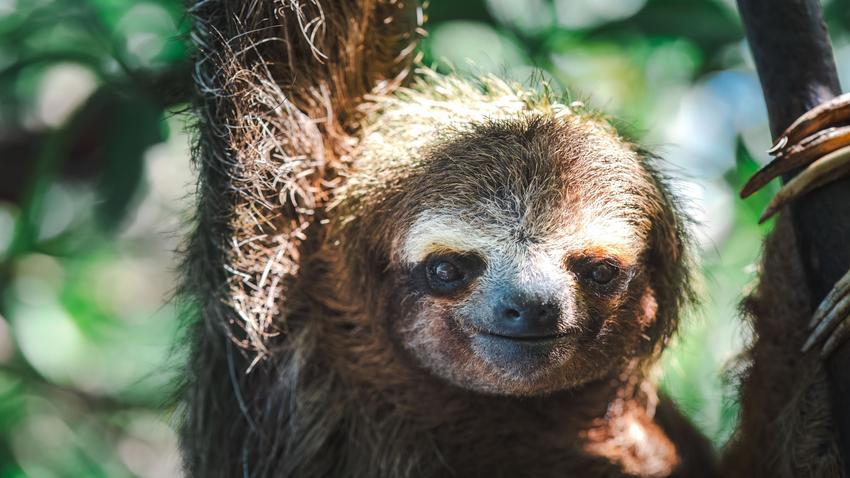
[486,292,561,339]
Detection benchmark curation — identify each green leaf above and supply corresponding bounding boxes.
[726,137,778,226]
[91,90,164,232]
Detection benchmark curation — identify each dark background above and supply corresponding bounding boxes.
[1,0,849,476]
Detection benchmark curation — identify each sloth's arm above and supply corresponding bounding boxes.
[740,94,850,358]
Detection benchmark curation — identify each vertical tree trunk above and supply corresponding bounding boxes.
[736,0,850,471]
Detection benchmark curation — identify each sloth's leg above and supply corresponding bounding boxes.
[802,268,850,357]
[740,92,850,223]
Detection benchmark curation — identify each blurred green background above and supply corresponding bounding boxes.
[2,0,850,476]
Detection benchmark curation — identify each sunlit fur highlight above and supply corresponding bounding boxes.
[400,213,500,264]
[182,1,715,476]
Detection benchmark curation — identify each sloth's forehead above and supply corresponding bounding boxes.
[398,208,643,265]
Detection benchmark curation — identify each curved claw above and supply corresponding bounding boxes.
[803,269,850,357]
[766,136,788,155]
[741,126,850,198]
[823,320,850,358]
[802,291,850,352]
[809,270,850,329]
[771,92,850,152]
[758,144,850,223]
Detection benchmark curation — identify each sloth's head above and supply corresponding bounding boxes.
[336,115,689,396]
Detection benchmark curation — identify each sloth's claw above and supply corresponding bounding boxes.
[802,268,850,358]
[742,126,850,199]
[740,94,850,222]
[773,92,850,150]
[758,144,850,222]
[765,136,788,155]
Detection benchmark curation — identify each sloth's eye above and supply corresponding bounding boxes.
[590,263,617,285]
[574,258,625,292]
[434,261,461,282]
[424,253,484,295]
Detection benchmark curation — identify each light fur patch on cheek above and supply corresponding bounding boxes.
[398,213,501,264]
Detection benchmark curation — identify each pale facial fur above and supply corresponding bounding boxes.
[336,115,682,397]
[391,205,650,395]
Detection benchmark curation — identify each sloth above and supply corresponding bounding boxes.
[333,77,688,399]
[316,82,716,475]
[182,0,850,476]
[180,1,716,477]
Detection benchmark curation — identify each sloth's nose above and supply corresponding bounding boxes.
[490,293,560,338]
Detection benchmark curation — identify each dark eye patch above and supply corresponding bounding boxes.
[434,261,462,282]
[589,262,617,285]
[571,256,634,295]
[420,252,485,297]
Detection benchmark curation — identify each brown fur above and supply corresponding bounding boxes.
[333,111,682,395]
[180,1,716,476]
[191,0,420,356]
[721,215,844,477]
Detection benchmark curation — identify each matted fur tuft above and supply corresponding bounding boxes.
[184,0,420,358]
[180,0,420,475]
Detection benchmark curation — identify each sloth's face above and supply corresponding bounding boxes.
[348,118,678,397]
[339,118,680,396]
[389,206,658,396]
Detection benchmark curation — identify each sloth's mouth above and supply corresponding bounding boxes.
[470,331,574,374]
[477,331,572,344]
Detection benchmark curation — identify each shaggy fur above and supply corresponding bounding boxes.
[185,0,420,357]
[721,215,845,477]
[180,0,420,474]
[333,77,689,397]
[180,1,718,477]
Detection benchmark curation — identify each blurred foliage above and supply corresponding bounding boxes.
[1,0,849,476]
[0,0,189,476]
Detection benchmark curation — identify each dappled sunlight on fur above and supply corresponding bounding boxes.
[181,1,715,477]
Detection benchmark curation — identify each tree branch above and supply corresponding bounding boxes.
[736,0,850,469]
